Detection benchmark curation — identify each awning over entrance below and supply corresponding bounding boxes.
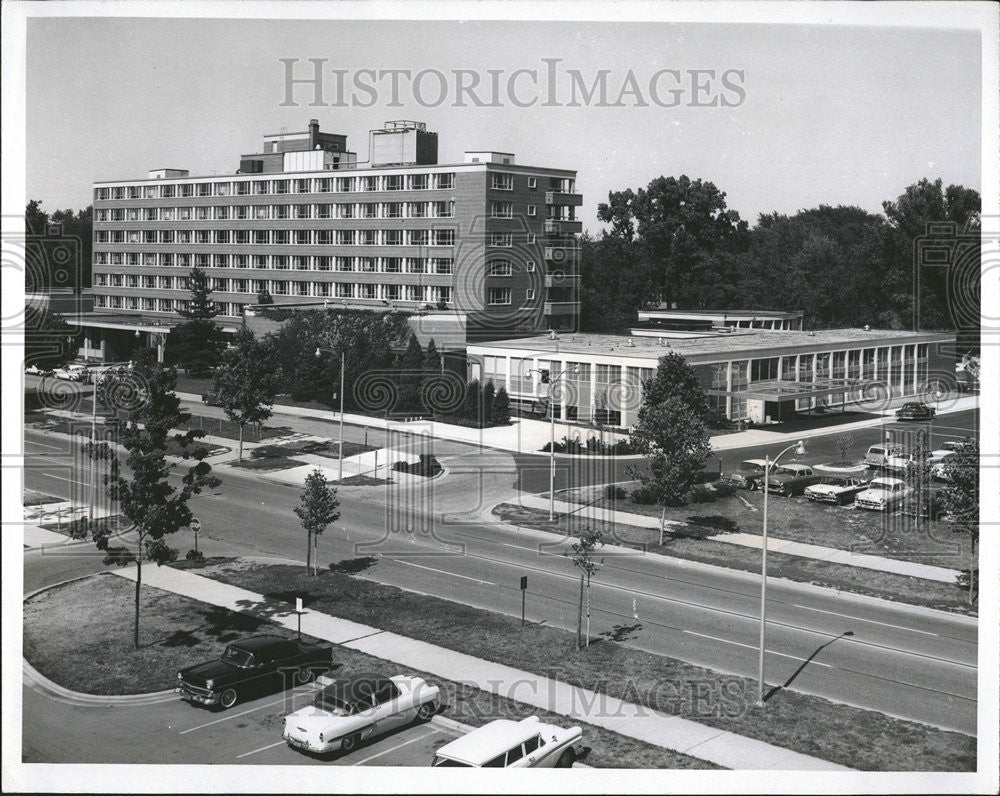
[709,377,882,402]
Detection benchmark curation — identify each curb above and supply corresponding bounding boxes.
[23,572,177,706]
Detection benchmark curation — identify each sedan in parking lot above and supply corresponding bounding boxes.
[176,635,334,709]
[765,464,822,497]
[721,459,768,491]
[283,674,440,755]
[855,477,913,511]
[895,402,936,421]
[804,475,871,505]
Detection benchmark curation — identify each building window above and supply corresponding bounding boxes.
[526,260,536,272]
[491,173,514,191]
[488,260,512,276]
[360,229,378,246]
[385,175,404,191]
[409,202,428,218]
[527,205,536,217]
[487,288,512,305]
[433,201,453,218]
[490,202,513,218]
[489,233,512,247]
[361,176,379,191]
[433,229,455,246]
[383,202,403,218]
[526,288,536,300]
[361,203,377,218]
[528,177,537,189]
[435,173,455,189]
[409,174,429,190]
[432,258,453,274]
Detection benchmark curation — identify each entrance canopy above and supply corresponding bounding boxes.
[709,377,882,402]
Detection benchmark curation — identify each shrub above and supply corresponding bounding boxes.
[185,548,205,561]
[605,484,627,501]
[630,486,659,505]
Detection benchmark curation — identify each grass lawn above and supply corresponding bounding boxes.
[39,514,130,540]
[23,489,63,506]
[187,560,975,771]
[250,439,376,461]
[22,573,707,769]
[227,455,308,471]
[25,413,229,458]
[560,482,969,571]
[494,503,975,616]
[178,415,289,443]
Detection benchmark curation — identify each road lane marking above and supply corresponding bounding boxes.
[236,740,287,759]
[351,728,439,766]
[34,473,89,486]
[388,558,496,586]
[682,629,832,667]
[180,685,319,734]
[791,604,941,636]
[26,439,64,451]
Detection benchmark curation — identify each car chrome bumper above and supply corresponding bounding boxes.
[175,685,220,705]
[284,733,337,754]
[806,493,839,503]
[855,502,886,511]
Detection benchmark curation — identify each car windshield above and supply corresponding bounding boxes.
[314,693,353,715]
[820,477,847,486]
[773,467,798,476]
[221,646,254,668]
[869,482,893,492]
[740,462,763,471]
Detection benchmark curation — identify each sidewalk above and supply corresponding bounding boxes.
[177,390,978,458]
[109,561,851,771]
[513,494,963,584]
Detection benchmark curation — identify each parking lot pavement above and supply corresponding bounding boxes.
[173,683,459,767]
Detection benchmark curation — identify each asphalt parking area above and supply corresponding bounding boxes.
[172,683,459,766]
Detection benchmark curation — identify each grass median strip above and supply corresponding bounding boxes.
[180,559,975,772]
[23,573,711,770]
[494,503,976,616]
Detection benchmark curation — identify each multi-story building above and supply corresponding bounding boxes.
[82,119,581,360]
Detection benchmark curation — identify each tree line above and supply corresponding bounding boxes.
[583,176,980,351]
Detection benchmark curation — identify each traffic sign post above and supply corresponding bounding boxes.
[296,597,303,640]
[190,517,201,554]
[520,576,528,626]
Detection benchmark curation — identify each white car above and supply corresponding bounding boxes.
[855,476,913,511]
[25,363,49,376]
[864,444,907,468]
[432,716,581,768]
[804,475,870,505]
[52,363,89,382]
[283,674,439,755]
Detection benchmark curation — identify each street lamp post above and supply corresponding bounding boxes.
[315,347,346,483]
[529,365,580,521]
[758,438,806,706]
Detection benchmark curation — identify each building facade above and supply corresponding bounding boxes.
[466,326,956,427]
[87,119,581,341]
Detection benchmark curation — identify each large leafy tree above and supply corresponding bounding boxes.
[213,327,281,461]
[639,352,714,426]
[24,307,79,370]
[86,349,220,648]
[24,200,94,292]
[578,232,653,332]
[294,469,341,575]
[164,267,227,377]
[941,439,979,603]
[597,175,748,307]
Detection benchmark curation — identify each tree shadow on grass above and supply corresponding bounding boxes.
[597,623,643,643]
[160,629,201,648]
[328,557,379,575]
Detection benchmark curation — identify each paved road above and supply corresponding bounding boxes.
[22,426,978,734]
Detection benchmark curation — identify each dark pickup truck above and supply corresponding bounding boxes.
[176,635,334,710]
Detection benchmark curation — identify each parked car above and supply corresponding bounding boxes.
[720,459,768,491]
[52,363,90,382]
[24,363,50,376]
[176,635,333,710]
[804,474,871,505]
[854,476,913,511]
[901,488,947,520]
[864,444,908,468]
[432,716,582,768]
[895,402,936,421]
[283,674,440,755]
[765,464,822,497]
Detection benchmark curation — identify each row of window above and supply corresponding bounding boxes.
[488,174,576,193]
[95,201,455,222]
[95,228,457,246]
[95,173,457,200]
[94,255,457,275]
[489,202,538,218]
[94,279,452,315]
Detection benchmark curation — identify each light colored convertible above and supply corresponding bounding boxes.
[283,674,439,755]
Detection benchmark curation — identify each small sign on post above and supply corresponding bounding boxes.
[520,576,528,627]
[190,517,201,554]
[296,597,303,640]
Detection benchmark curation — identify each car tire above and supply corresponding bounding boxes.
[555,749,576,768]
[780,487,791,498]
[341,733,362,754]
[415,701,436,722]
[296,667,314,685]
[219,688,239,709]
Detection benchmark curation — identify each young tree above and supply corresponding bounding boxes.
[397,333,425,412]
[630,399,712,542]
[492,386,511,426]
[834,433,855,464]
[256,287,274,305]
[294,469,341,576]
[423,338,442,375]
[566,529,604,649]
[941,439,979,603]
[463,379,481,422]
[640,352,714,426]
[164,268,226,377]
[481,381,496,427]
[86,349,220,648]
[213,327,281,461]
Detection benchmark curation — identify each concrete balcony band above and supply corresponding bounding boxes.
[544,219,583,235]
[544,191,583,206]
[543,300,582,315]
[544,273,581,289]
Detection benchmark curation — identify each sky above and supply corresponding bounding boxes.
[26,16,982,233]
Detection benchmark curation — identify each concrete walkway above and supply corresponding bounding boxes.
[100,560,849,771]
[513,494,963,584]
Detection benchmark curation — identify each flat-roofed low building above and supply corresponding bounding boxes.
[633,307,804,333]
[466,326,956,427]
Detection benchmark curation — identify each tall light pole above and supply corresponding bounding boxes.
[530,364,580,521]
[315,347,346,483]
[758,438,806,706]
